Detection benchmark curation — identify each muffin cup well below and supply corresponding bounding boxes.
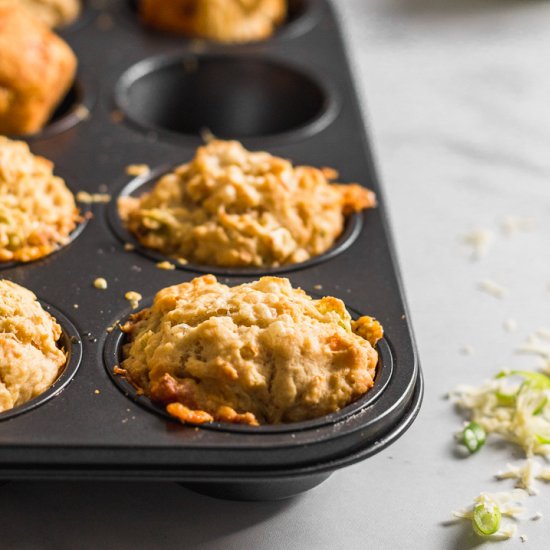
[114,54,339,144]
[0,302,82,421]
[107,165,363,276]
[103,296,393,434]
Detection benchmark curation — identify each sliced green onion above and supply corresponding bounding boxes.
[497,370,550,390]
[495,390,517,407]
[462,421,486,453]
[533,396,548,416]
[472,502,501,536]
[535,434,550,445]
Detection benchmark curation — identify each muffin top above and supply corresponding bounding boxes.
[119,140,376,268]
[120,275,383,426]
[0,137,80,263]
[0,279,66,412]
[4,0,80,27]
[139,0,286,43]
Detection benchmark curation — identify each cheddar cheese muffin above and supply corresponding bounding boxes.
[119,140,376,268]
[12,0,80,27]
[120,275,383,426]
[0,1,77,135]
[138,0,286,43]
[0,279,66,413]
[0,137,80,263]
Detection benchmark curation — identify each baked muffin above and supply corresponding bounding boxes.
[0,1,77,135]
[0,279,66,412]
[138,0,287,43]
[120,275,383,426]
[119,140,376,267]
[12,0,80,27]
[0,137,80,263]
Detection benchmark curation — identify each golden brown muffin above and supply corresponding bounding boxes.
[0,1,77,135]
[0,137,80,263]
[0,279,66,412]
[12,0,80,27]
[120,275,383,426]
[119,140,376,268]
[138,0,287,43]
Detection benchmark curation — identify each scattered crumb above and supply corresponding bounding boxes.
[401,314,406,320]
[93,277,108,290]
[111,110,124,123]
[76,191,111,204]
[200,127,215,143]
[460,345,474,356]
[126,164,150,177]
[531,512,543,521]
[124,243,135,252]
[73,304,79,309]
[313,284,323,290]
[125,291,142,309]
[495,460,537,495]
[177,258,188,265]
[74,105,90,121]
[189,39,207,54]
[156,261,175,270]
[501,216,536,236]
[478,279,508,299]
[463,228,494,260]
[95,12,113,31]
[105,321,118,334]
[94,389,100,395]
[131,265,142,272]
[520,534,528,543]
[504,318,518,333]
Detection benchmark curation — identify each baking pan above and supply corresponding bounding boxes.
[0,0,423,500]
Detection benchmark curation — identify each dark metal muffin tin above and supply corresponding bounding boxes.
[0,0,423,500]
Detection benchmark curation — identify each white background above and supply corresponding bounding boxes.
[2,1,550,548]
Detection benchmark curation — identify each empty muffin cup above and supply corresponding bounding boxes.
[115,54,338,142]
[0,302,82,421]
[107,165,363,276]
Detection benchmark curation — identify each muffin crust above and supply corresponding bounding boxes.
[120,275,383,426]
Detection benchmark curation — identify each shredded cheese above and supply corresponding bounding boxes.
[451,371,550,457]
[463,229,494,260]
[478,279,508,299]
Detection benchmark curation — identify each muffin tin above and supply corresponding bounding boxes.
[0,0,423,500]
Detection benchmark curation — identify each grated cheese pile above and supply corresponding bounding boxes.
[451,370,550,457]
